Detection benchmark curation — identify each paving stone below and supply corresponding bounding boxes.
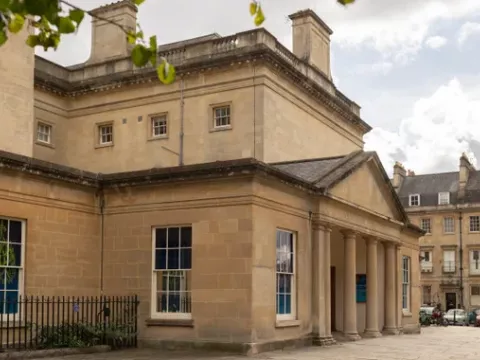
[40,327,480,360]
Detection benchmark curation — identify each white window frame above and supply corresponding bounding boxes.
[443,217,455,234]
[213,105,231,129]
[98,124,113,145]
[409,194,420,206]
[443,250,456,273]
[438,192,450,205]
[151,225,192,320]
[276,229,296,321]
[420,218,431,234]
[36,123,52,144]
[420,251,432,272]
[470,250,480,276]
[151,115,168,138]
[470,216,480,232]
[0,217,26,322]
[402,256,410,311]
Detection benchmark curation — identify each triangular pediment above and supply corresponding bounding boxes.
[328,158,404,222]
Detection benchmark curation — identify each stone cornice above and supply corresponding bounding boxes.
[33,28,371,134]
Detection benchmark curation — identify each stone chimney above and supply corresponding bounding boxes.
[392,161,406,190]
[288,9,332,80]
[459,152,475,199]
[86,0,137,64]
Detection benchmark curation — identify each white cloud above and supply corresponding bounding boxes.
[425,35,448,49]
[458,21,480,45]
[354,61,393,75]
[365,78,480,175]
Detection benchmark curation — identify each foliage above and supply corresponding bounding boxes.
[0,223,16,285]
[0,0,356,85]
[30,321,136,350]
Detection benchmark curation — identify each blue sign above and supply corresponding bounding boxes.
[73,303,79,313]
[356,274,367,303]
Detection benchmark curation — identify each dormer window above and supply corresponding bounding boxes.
[438,192,450,205]
[409,194,420,206]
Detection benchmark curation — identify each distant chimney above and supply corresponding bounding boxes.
[392,161,406,190]
[459,152,475,199]
[407,170,415,176]
[86,0,137,64]
[288,9,332,80]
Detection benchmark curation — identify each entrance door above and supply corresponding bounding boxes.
[445,292,457,310]
[331,266,336,332]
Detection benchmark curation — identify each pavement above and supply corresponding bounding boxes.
[43,326,480,360]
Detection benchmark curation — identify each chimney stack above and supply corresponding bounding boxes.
[86,0,137,65]
[392,161,406,190]
[459,152,475,199]
[288,9,332,80]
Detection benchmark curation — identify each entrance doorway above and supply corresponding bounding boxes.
[445,292,457,310]
[331,266,336,332]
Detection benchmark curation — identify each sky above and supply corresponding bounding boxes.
[36,0,480,176]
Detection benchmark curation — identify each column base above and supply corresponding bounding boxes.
[313,335,337,346]
[382,327,399,335]
[343,332,361,341]
[363,330,382,338]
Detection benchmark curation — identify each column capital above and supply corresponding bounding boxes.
[340,229,356,239]
[312,222,332,232]
[365,237,378,246]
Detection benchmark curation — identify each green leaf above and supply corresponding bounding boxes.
[149,35,157,66]
[157,61,176,85]
[133,0,145,5]
[131,44,152,67]
[24,0,59,16]
[0,30,7,46]
[8,14,25,34]
[0,0,11,12]
[126,31,136,45]
[57,16,75,34]
[25,34,39,47]
[69,9,84,25]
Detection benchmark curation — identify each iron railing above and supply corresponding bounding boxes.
[0,295,138,352]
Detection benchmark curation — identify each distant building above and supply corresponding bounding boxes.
[394,154,480,311]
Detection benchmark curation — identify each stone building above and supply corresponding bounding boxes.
[0,1,422,354]
[394,154,480,311]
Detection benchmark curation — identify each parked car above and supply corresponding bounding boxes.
[444,309,469,326]
[468,308,480,325]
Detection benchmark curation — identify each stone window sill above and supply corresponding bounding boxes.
[209,126,232,133]
[95,143,114,149]
[35,140,55,149]
[275,320,301,328]
[145,318,194,327]
[402,311,413,318]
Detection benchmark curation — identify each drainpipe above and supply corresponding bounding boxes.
[459,211,464,308]
[179,76,185,166]
[99,189,105,295]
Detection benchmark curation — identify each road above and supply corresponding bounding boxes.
[42,326,480,360]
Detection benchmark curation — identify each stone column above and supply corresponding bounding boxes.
[312,224,336,345]
[384,242,399,335]
[364,237,381,337]
[343,231,361,340]
[396,245,404,334]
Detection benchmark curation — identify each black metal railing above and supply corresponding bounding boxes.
[0,295,138,352]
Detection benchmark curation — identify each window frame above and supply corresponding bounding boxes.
[212,104,232,130]
[275,229,296,321]
[420,218,431,234]
[438,192,450,205]
[149,113,169,139]
[402,256,411,311]
[443,249,456,273]
[470,216,480,233]
[472,285,480,296]
[470,250,480,276]
[443,216,455,234]
[422,285,432,305]
[151,225,192,320]
[420,250,433,272]
[0,217,26,322]
[36,122,53,145]
[408,194,420,207]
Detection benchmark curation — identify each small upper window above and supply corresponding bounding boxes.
[438,192,450,205]
[409,194,420,206]
[213,105,231,128]
[37,123,52,144]
[99,125,113,145]
[420,218,431,234]
[470,216,480,232]
[152,115,168,137]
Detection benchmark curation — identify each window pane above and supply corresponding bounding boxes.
[8,221,22,243]
[155,270,191,314]
[167,249,179,269]
[168,228,180,248]
[155,249,166,270]
[156,228,167,248]
[180,227,192,247]
[180,248,191,269]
